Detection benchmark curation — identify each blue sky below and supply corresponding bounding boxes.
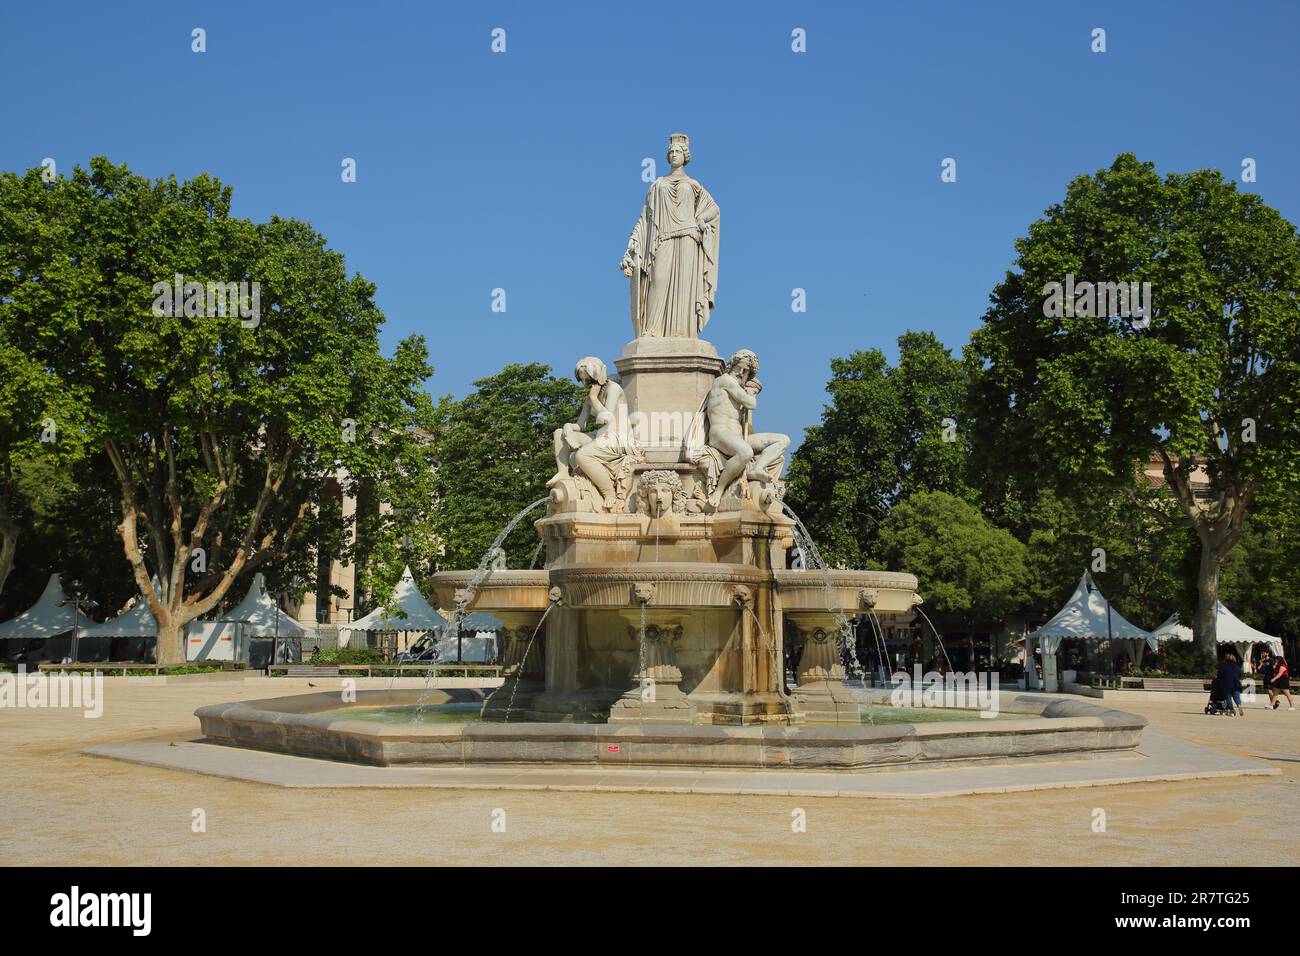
[3,0,1298,443]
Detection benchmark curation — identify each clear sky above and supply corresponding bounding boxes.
[3,0,1298,443]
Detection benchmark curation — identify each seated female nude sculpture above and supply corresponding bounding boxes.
[547,356,641,511]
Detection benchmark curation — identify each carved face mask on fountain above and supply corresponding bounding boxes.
[638,470,684,518]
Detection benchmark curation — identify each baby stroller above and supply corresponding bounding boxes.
[1205,675,1235,715]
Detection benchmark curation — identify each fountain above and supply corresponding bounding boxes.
[195,133,1148,770]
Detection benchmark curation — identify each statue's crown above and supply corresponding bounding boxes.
[668,132,689,148]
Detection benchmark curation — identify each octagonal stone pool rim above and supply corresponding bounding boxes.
[194,690,1148,772]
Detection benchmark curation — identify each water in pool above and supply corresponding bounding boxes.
[317,703,1002,725]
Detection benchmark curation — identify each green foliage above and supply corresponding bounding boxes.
[786,332,970,567]
[0,453,135,620]
[966,153,1300,652]
[0,158,434,660]
[1220,490,1300,649]
[876,490,1030,626]
[309,644,385,665]
[1157,641,1215,679]
[430,363,583,569]
[1019,487,1196,627]
[968,152,1300,497]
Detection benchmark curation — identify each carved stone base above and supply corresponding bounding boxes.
[791,680,861,724]
[548,476,600,513]
[690,691,801,725]
[614,336,723,464]
[790,619,862,724]
[608,678,697,724]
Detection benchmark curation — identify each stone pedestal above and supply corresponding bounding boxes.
[608,616,697,724]
[790,618,862,724]
[614,337,723,464]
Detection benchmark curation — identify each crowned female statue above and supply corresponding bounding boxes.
[620,133,720,339]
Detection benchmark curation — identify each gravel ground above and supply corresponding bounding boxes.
[0,678,1294,866]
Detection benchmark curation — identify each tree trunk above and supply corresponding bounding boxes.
[0,525,16,599]
[0,491,17,598]
[1193,542,1222,661]
[1152,451,1250,664]
[155,616,186,667]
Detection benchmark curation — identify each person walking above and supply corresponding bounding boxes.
[1217,652,1245,717]
[1258,651,1275,707]
[1265,653,1294,711]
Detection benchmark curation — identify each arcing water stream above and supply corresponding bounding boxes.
[503,597,556,721]
[781,504,867,681]
[413,497,551,716]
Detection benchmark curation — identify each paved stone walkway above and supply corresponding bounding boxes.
[5,680,1295,865]
[85,728,1275,798]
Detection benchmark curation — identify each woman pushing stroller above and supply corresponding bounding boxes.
[1213,652,1245,717]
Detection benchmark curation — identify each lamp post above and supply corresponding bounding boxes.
[68,590,98,664]
[1086,576,1115,675]
[70,590,81,664]
[273,589,283,668]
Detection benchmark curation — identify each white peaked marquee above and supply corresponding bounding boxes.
[0,573,94,640]
[222,572,307,639]
[1153,603,1284,660]
[1024,571,1155,690]
[78,577,163,638]
[434,610,499,663]
[338,566,446,644]
[337,567,499,661]
[1032,571,1157,653]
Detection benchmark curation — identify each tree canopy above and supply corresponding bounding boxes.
[430,363,582,570]
[877,490,1030,630]
[0,158,433,661]
[967,153,1300,654]
[786,331,970,567]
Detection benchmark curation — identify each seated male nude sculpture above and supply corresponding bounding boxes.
[704,349,789,508]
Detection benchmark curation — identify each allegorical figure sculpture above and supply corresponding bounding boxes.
[696,349,789,508]
[548,356,642,511]
[620,132,720,339]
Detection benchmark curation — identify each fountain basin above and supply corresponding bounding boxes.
[194,690,1147,771]
[775,569,919,614]
[429,569,550,614]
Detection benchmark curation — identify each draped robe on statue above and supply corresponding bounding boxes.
[626,175,720,338]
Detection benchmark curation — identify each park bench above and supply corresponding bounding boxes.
[275,665,342,677]
[1138,677,1212,692]
[266,663,503,678]
[37,662,163,675]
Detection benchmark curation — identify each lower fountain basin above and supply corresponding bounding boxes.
[194,691,1147,771]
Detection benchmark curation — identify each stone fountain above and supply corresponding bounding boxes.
[429,131,919,727]
[195,133,1151,770]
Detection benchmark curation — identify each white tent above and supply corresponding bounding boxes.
[0,573,94,640]
[221,572,307,639]
[1025,571,1155,691]
[1033,571,1157,652]
[79,577,162,639]
[337,568,500,661]
[1154,603,1284,663]
[433,610,501,663]
[71,577,163,662]
[338,566,446,644]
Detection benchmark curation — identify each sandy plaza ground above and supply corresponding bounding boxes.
[0,677,1295,867]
